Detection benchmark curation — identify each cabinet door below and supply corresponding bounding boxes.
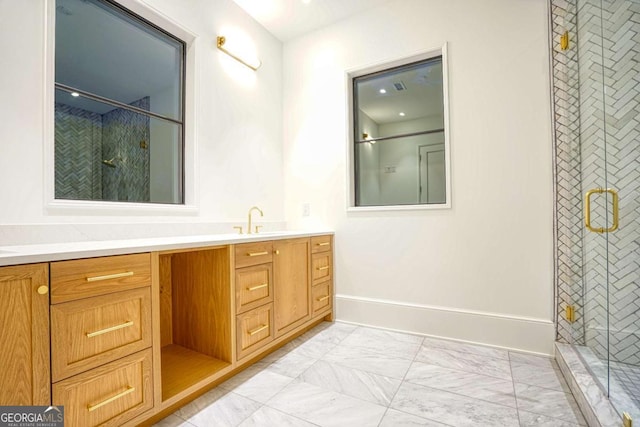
[273,238,311,337]
[0,264,50,405]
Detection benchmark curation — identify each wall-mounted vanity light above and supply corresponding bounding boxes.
[216,36,261,71]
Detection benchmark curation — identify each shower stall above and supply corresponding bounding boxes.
[552,0,640,424]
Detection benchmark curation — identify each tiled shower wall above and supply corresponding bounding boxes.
[552,0,640,365]
[54,97,150,203]
[551,0,585,346]
[54,104,103,200]
[101,97,150,203]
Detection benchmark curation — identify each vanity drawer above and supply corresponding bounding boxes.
[235,242,273,269]
[311,252,332,285]
[51,253,151,304]
[51,288,152,381]
[311,235,332,253]
[52,349,153,427]
[236,303,274,360]
[312,282,332,317]
[236,264,273,314]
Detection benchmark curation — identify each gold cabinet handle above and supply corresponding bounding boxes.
[87,386,135,412]
[247,251,268,257]
[86,320,134,338]
[316,242,330,247]
[316,266,329,271]
[248,324,268,336]
[317,295,330,302]
[247,283,268,291]
[274,250,280,255]
[86,271,134,282]
[585,188,619,233]
[37,285,49,295]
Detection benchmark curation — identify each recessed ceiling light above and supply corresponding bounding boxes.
[71,92,80,97]
[399,112,405,116]
[379,88,386,94]
[302,0,311,4]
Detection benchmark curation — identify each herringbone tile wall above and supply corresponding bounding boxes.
[551,0,640,366]
[55,103,103,200]
[55,97,151,203]
[551,0,585,345]
[101,97,150,203]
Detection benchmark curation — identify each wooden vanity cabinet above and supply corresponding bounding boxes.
[236,303,275,359]
[52,349,153,427]
[273,238,311,337]
[0,263,50,406]
[310,235,333,319]
[50,287,152,381]
[50,254,154,427]
[0,232,333,425]
[234,242,275,360]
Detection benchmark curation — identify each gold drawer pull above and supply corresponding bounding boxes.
[247,283,268,291]
[87,386,135,412]
[86,271,134,282]
[248,324,268,336]
[317,295,330,302]
[316,266,329,271]
[316,242,330,246]
[247,251,268,257]
[86,320,134,338]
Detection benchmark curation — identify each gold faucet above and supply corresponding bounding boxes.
[247,206,263,234]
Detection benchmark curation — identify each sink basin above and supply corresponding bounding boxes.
[253,231,290,236]
[230,230,298,239]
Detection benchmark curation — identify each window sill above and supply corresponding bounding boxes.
[46,199,198,216]
[347,203,451,213]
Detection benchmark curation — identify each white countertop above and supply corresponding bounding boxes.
[0,230,333,266]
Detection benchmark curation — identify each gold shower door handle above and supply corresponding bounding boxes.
[585,188,619,233]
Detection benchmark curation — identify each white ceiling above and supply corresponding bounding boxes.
[358,60,444,125]
[232,0,392,42]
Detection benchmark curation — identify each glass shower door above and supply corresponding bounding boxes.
[577,0,640,420]
[575,0,612,401]
[600,0,640,419]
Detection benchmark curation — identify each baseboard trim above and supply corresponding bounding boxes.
[335,294,555,355]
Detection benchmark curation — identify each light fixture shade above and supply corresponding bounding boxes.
[216,36,261,71]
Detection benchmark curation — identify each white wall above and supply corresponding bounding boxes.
[283,0,555,354]
[0,0,283,232]
[0,0,556,354]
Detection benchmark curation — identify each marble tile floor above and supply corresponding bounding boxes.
[155,322,587,427]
